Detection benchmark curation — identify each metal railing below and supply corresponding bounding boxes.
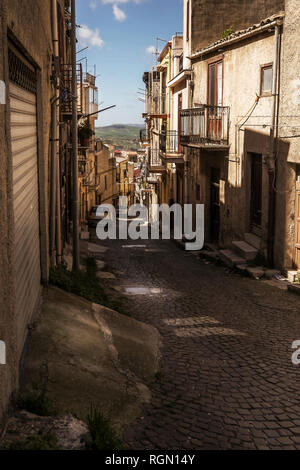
[160,130,181,154]
[180,105,230,146]
[84,72,96,86]
[149,149,163,167]
[146,93,167,115]
[61,63,83,115]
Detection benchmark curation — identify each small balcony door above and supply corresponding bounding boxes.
[208,60,223,141]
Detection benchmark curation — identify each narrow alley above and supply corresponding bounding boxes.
[94,234,300,450]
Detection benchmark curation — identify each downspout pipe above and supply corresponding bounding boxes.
[71,0,80,271]
[267,22,281,266]
[50,0,60,266]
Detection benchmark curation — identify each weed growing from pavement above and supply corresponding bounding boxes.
[18,376,57,417]
[50,257,130,316]
[85,405,122,450]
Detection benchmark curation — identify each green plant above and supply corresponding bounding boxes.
[18,381,56,417]
[50,258,130,316]
[7,433,59,451]
[86,405,122,450]
[78,119,95,141]
[50,261,107,305]
[222,26,234,39]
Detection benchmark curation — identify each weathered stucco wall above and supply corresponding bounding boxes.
[191,0,285,52]
[279,0,300,165]
[0,0,57,428]
[274,0,300,269]
[190,33,275,248]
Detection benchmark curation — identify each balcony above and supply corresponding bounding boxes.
[84,72,96,87]
[147,93,168,119]
[140,129,150,146]
[180,105,230,148]
[78,147,88,175]
[61,64,83,116]
[148,149,166,174]
[159,131,184,164]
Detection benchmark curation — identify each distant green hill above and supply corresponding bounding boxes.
[95,124,144,150]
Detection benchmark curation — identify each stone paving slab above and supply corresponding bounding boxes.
[94,235,300,450]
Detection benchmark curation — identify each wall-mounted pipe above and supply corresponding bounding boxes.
[71,0,80,271]
[50,0,59,266]
[267,22,281,266]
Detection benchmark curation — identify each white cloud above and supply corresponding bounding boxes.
[146,45,157,55]
[89,0,145,21]
[113,4,127,21]
[77,24,104,48]
[89,0,98,10]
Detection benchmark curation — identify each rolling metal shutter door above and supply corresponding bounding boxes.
[9,78,41,345]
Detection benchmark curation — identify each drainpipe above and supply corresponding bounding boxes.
[267,22,281,266]
[71,0,80,271]
[50,0,61,266]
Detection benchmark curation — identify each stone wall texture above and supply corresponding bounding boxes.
[191,0,285,52]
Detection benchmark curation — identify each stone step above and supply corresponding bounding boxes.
[287,270,299,283]
[246,266,265,279]
[244,232,261,250]
[219,249,247,268]
[232,240,258,261]
[288,283,300,295]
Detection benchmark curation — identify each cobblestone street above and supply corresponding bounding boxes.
[95,235,300,450]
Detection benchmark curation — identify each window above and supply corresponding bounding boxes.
[104,175,107,190]
[260,64,273,95]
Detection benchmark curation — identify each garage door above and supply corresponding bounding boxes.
[9,47,41,348]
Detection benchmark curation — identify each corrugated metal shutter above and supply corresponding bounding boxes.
[9,48,41,348]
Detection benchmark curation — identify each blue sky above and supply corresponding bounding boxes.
[76,0,183,127]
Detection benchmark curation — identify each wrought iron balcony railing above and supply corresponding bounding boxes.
[180,105,230,146]
[61,64,83,115]
[149,149,163,167]
[146,93,167,116]
[160,131,182,154]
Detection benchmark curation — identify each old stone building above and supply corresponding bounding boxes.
[95,141,118,207]
[0,0,55,425]
[274,0,300,272]
[0,0,81,426]
[190,0,285,51]
[176,0,300,272]
[142,0,300,274]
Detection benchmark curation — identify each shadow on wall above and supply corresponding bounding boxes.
[223,128,290,267]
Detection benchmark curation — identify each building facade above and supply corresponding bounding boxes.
[0,0,70,426]
[142,0,300,273]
